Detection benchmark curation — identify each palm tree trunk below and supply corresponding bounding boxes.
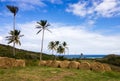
[13,42,15,56]
[40,30,44,61]
[13,15,16,56]
[52,50,55,61]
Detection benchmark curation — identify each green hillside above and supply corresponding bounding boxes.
[0,44,54,60]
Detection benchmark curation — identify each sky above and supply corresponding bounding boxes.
[0,0,120,55]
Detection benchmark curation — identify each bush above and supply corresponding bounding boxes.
[97,54,120,66]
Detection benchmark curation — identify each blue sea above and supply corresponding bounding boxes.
[58,54,106,59]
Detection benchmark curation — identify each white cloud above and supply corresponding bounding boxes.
[66,2,87,17]
[0,21,120,54]
[1,0,46,11]
[49,0,62,4]
[66,0,120,18]
[0,36,3,42]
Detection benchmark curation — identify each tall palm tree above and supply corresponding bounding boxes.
[6,5,19,56]
[6,30,24,56]
[36,20,51,61]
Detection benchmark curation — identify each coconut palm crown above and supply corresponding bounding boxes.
[6,5,19,16]
[6,30,24,45]
[48,41,56,54]
[6,30,24,56]
[57,45,65,54]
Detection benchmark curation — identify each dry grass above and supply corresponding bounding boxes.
[102,63,112,71]
[46,60,52,67]
[68,61,80,69]
[0,57,16,68]
[50,61,61,68]
[78,62,90,70]
[0,57,25,68]
[59,60,70,68]
[91,62,105,72]
[39,60,46,66]
[15,59,25,67]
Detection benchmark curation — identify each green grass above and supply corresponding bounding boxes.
[0,66,120,81]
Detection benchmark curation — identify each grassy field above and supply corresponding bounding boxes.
[0,66,120,81]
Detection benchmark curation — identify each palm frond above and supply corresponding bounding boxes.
[36,26,42,29]
[46,28,52,33]
[6,29,23,45]
[19,35,24,37]
[36,29,42,34]
[8,40,13,44]
[45,23,50,27]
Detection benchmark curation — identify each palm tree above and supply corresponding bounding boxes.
[48,41,56,60]
[57,45,65,55]
[62,41,68,54]
[55,41,59,46]
[36,20,51,61]
[48,41,55,55]
[6,5,19,56]
[6,30,24,56]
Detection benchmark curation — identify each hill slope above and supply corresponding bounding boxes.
[0,44,54,60]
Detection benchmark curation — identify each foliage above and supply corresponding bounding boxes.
[6,5,19,16]
[97,54,120,66]
[0,44,53,60]
[6,30,24,45]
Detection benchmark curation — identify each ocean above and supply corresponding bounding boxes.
[58,54,106,59]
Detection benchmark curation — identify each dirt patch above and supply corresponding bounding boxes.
[43,71,74,81]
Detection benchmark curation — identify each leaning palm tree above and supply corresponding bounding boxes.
[6,5,19,56]
[48,41,56,60]
[36,20,51,61]
[6,30,24,56]
[48,41,56,55]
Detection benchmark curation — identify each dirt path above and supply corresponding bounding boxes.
[42,71,74,81]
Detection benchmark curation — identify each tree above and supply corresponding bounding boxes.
[6,30,24,56]
[80,53,83,59]
[57,45,65,55]
[36,20,51,61]
[6,5,19,56]
[62,41,68,54]
[48,41,56,60]
[48,41,55,55]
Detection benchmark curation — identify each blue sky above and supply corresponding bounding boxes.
[0,0,120,54]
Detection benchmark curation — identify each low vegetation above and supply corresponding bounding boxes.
[99,54,120,66]
[0,44,54,60]
[0,44,120,81]
[0,66,120,81]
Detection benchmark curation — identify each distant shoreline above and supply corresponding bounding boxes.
[57,54,107,59]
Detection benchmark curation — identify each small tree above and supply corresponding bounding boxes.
[62,41,68,54]
[57,45,65,55]
[48,41,56,60]
[6,30,24,56]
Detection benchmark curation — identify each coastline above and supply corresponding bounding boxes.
[57,54,107,59]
